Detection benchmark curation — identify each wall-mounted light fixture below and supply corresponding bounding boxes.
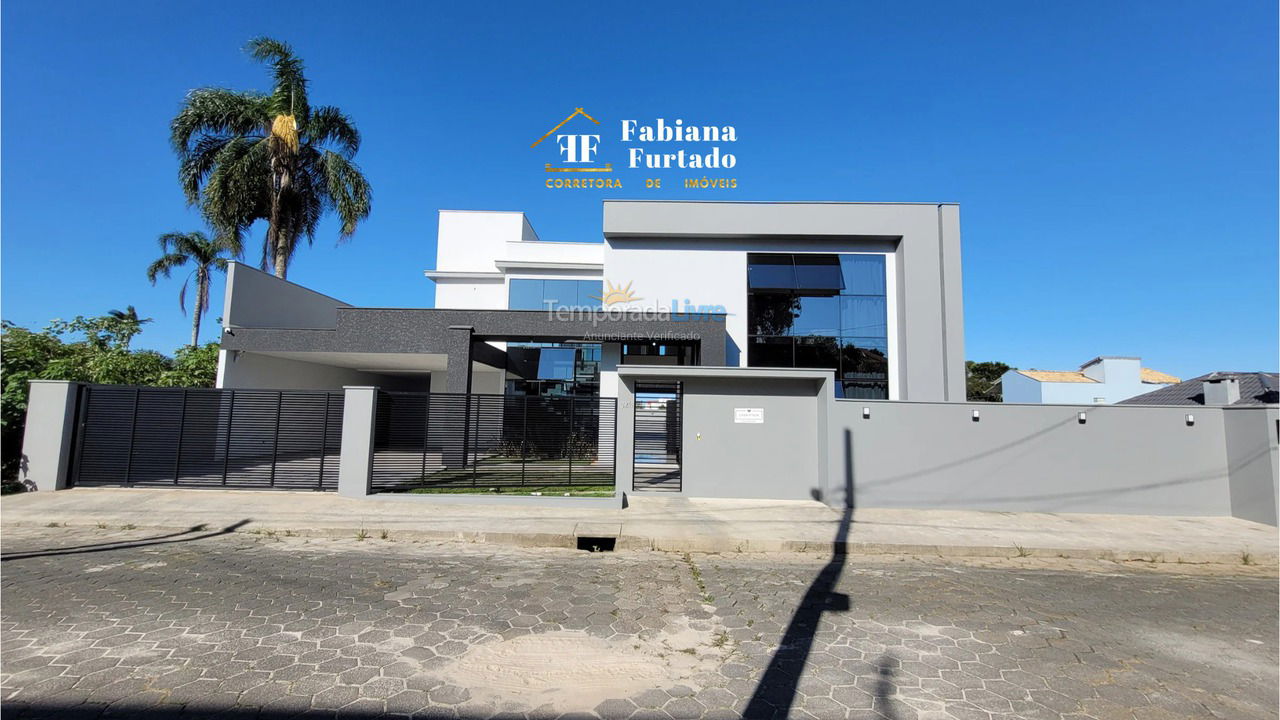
[1077,411,1087,424]
[971,410,980,422]
[1185,414,1195,426]
[862,407,871,419]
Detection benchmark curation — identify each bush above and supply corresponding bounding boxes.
[1,317,220,492]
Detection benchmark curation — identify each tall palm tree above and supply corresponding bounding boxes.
[146,231,242,347]
[105,306,153,349]
[170,37,371,280]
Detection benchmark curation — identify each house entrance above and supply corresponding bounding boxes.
[631,382,682,492]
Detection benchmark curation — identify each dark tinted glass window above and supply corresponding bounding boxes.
[747,253,888,399]
[839,296,886,336]
[794,255,843,292]
[508,279,544,310]
[508,279,603,310]
[840,254,886,295]
[748,293,799,336]
[747,336,793,367]
[791,296,840,336]
[747,254,796,290]
[794,336,840,370]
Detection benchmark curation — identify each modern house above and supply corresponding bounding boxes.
[1000,356,1179,404]
[217,200,967,403]
[1119,371,1279,406]
[23,199,1278,526]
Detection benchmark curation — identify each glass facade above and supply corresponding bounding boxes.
[620,342,699,366]
[504,342,601,397]
[507,279,603,310]
[746,253,889,399]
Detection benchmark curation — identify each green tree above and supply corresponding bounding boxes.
[171,36,372,279]
[147,231,241,347]
[158,343,222,387]
[1,317,221,492]
[104,306,153,349]
[966,360,1011,402]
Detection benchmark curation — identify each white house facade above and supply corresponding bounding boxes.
[1001,356,1180,404]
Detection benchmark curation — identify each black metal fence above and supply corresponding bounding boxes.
[71,386,344,491]
[371,392,617,492]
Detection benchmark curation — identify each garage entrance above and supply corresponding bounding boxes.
[69,386,344,490]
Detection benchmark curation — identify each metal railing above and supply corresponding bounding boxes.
[371,392,617,492]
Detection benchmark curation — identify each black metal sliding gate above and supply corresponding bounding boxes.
[70,386,344,490]
[371,392,617,492]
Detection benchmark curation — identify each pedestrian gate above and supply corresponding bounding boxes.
[70,386,344,490]
[632,382,682,492]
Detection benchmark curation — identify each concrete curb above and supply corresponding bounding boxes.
[10,519,1276,568]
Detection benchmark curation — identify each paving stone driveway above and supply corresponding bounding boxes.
[0,524,1275,720]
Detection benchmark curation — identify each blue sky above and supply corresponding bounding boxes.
[3,1,1276,379]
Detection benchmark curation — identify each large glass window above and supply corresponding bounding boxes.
[504,342,601,397]
[746,253,889,399]
[507,279,603,310]
[620,342,699,366]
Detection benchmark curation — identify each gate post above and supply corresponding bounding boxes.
[20,380,82,492]
[338,386,378,498]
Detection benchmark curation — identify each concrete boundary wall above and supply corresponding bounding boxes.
[20,373,1278,525]
[827,399,1276,522]
[1223,406,1280,525]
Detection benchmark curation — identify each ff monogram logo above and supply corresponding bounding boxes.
[532,108,613,174]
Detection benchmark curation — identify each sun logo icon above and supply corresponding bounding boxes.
[594,279,641,305]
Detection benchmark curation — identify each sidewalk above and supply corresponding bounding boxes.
[2,487,1276,565]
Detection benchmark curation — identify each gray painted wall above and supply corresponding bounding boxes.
[219,351,422,391]
[618,367,833,502]
[223,262,351,330]
[19,381,80,491]
[618,368,1275,523]
[678,377,824,501]
[1224,406,1279,525]
[828,399,1239,516]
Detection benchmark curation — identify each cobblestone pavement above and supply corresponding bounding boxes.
[0,525,1275,720]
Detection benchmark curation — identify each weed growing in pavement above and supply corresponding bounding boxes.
[1242,550,1254,566]
[681,552,714,604]
[355,527,370,541]
[1013,544,1031,558]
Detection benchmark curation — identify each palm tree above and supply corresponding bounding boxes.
[105,306,153,349]
[170,37,372,280]
[146,231,242,347]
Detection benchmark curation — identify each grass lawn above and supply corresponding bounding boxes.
[408,484,615,497]
[411,458,612,486]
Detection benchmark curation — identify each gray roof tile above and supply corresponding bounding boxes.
[1118,371,1279,406]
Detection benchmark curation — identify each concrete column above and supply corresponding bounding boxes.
[337,386,378,498]
[443,326,474,468]
[20,380,81,491]
[615,378,635,495]
[444,326,474,395]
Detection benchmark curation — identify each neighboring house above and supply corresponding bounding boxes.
[1119,371,1280,406]
[1000,356,1179,404]
[217,200,967,402]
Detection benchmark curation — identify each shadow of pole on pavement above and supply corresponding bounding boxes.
[741,429,855,718]
[1,519,252,561]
